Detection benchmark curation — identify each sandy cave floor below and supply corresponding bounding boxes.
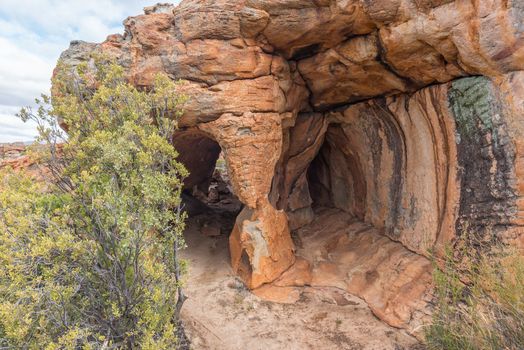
[179,210,425,350]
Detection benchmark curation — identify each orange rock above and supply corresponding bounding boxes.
[53,0,524,333]
[252,284,301,304]
[298,33,409,108]
[0,143,45,180]
[273,257,312,287]
[311,262,347,290]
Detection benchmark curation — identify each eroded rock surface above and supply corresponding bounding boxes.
[56,0,524,335]
[180,215,422,350]
[0,143,41,177]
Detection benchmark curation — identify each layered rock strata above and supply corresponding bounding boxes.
[0,143,40,176]
[57,1,524,333]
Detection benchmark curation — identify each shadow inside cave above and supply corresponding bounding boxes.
[174,129,243,260]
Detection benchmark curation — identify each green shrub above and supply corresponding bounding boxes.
[426,240,524,350]
[0,60,188,349]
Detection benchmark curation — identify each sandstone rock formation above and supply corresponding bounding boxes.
[0,143,40,175]
[56,0,524,334]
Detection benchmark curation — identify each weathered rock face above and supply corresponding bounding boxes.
[57,0,524,334]
[0,143,40,176]
[0,143,26,161]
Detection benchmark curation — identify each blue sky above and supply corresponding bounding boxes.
[0,0,180,142]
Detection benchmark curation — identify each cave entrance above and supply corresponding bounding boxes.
[288,123,382,272]
[173,130,242,246]
[282,121,433,331]
[306,124,367,220]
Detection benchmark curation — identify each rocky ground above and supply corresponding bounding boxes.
[0,143,36,172]
[0,142,27,160]
[179,206,424,350]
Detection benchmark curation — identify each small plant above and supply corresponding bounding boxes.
[425,238,524,350]
[215,157,227,175]
[234,294,245,306]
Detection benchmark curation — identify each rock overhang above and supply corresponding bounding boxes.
[55,0,524,335]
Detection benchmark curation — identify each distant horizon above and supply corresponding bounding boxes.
[0,0,180,143]
[0,140,34,146]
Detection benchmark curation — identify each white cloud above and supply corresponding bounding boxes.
[0,0,181,143]
[0,115,39,142]
[0,106,38,142]
[0,37,52,107]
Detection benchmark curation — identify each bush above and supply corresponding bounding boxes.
[426,239,524,350]
[0,60,188,349]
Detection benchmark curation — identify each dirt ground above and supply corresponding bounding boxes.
[179,217,424,350]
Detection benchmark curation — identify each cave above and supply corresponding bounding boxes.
[169,98,457,331]
[173,130,242,242]
[307,124,367,220]
[59,0,524,337]
[270,99,459,329]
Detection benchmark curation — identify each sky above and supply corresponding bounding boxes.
[0,0,180,143]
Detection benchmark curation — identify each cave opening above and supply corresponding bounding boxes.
[290,121,379,258]
[173,130,242,243]
[306,124,367,221]
[282,117,434,323]
[172,110,440,330]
